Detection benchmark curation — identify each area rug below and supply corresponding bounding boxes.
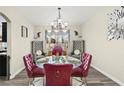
[32,77,83,86]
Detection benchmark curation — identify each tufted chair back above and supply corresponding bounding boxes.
[80,53,92,77]
[44,64,73,86]
[23,54,34,77]
[52,45,63,56]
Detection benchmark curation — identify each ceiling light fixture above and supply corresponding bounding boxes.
[49,7,68,33]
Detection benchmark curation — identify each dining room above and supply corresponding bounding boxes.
[0,6,123,86]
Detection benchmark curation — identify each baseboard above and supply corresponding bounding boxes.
[91,64,124,86]
[10,67,25,79]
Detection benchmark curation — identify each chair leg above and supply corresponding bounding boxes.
[72,77,87,86]
[32,78,35,86]
[70,77,72,86]
[28,78,35,86]
[28,78,31,86]
[83,77,87,85]
[80,77,87,86]
[80,77,84,85]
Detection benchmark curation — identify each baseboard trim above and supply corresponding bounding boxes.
[10,67,25,79]
[91,64,124,86]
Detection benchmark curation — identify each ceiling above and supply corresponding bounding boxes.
[15,6,103,26]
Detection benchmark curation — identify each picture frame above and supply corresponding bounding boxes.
[45,30,70,43]
[21,25,28,38]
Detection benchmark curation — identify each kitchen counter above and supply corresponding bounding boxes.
[0,48,7,55]
[0,52,7,55]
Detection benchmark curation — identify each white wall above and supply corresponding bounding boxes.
[34,25,82,54]
[0,7,34,78]
[82,6,124,85]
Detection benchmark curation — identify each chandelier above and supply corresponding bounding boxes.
[48,7,68,33]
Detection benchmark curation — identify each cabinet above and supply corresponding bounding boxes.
[0,22,8,80]
[0,55,9,80]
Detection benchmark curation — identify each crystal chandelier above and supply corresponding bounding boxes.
[48,7,68,33]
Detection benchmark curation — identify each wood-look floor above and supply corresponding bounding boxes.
[0,67,119,86]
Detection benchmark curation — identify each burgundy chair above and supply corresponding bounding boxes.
[52,45,63,56]
[43,64,73,86]
[71,53,92,85]
[23,54,44,85]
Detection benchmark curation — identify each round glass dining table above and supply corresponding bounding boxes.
[36,56,81,68]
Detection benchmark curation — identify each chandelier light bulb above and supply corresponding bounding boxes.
[55,30,59,33]
[64,22,68,26]
[48,30,51,33]
[121,26,124,29]
[58,19,62,23]
[61,24,65,28]
[51,22,54,26]
[63,30,67,32]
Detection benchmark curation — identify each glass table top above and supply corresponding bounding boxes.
[36,56,81,68]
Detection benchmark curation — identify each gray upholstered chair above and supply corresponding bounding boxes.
[31,41,45,62]
[71,40,85,59]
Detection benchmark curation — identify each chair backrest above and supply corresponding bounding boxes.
[52,45,63,56]
[44,64,73,86]
[23,54,34,77]
[80,53,92,77]
[31,41,44,61]
[81,53,88,63]
[72,40,85,54]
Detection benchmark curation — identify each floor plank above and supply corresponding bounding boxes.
[0,67,119,86]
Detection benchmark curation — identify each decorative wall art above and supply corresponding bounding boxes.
[21,25,28,38]
[45,30,70,43]
[74,30,78,36]
[34,32,41,39]
[107,6,124,40]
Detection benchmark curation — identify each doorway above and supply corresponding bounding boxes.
[0,12,11,80]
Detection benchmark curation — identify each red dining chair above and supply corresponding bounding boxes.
[23,54,44,85]
[43,64,73,86]
[71,53,92,85]
[81,52,87,63]
[52,45,63,56]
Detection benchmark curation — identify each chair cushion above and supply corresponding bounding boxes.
[36,50,42,56]
[74,49,80,55]
[32,65,38,69]
[71,67,83,77]
[32,67,44,77]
